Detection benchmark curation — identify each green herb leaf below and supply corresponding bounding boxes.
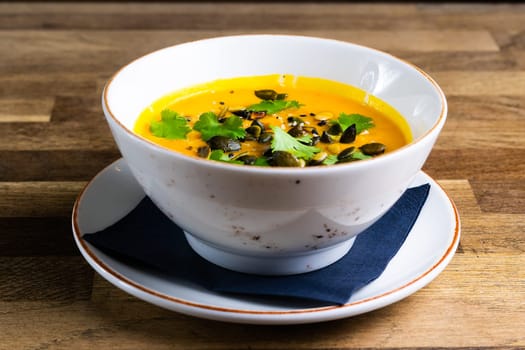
[247,100,302,114]
[193,112,246,141]
[254,157,270,166]
[271,126,320,160]
[349,150,372,160]
[149,109,191,140]
[338,113,375,134]
[322,154,339,165]
[209,150,243,164]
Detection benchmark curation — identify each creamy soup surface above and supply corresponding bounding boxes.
[134,74,412,167]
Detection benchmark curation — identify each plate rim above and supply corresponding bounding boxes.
[72,158,460,324]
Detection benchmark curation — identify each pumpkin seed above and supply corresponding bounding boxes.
[340,124,356,143]
[327,123,343,136]
[230,109,250,119]
[287,116,305,127]
[207,136,241,152]
[309,151,328,166]
[337,146,356,161]
[250,119,265,131]
[320,131,334,144]
[271,151,302,167]
[360,142,386,155]
[254,89,278,100]
[258,132,273,144]
[288,125,307,137]
[245,125,262,139]
[197,145,211,158]
[237,154,258,165]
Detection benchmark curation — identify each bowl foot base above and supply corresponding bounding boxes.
[184,232,355,276]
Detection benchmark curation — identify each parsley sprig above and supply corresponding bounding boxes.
[193,112,246,141]
[209,150,243,164]
[149,109,191,140]
[336,113,375,133]
[247,100,302,114]
[146,88,381,167]
[270,126,320,160]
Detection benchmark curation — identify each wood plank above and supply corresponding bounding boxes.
[445,96,525,123]
[0,3,420,16]
[1,3,524,33]
[0,72,104,99]
[470,180,525,215]
[418,5,525,31]
[0,96,116,151]
[436,179,481,215]
[458,213,525,253]
[356,30,498,52]
[0,150,120,181]
[1,2,524,33]
[509,49,525,70]
[0,12,422,31]
[424,149,525,181]
[0,3,420,31]
[0,29,500,81]
[0,256,93,301]
[432,180,525,255]
[0,217,80,256]
[0,181,85,217]
[429,96,525,155]
[0,121,116,151]
[0,30,499,76]
[433,71,525,96]
[1,253,523,349]
[401,51,517,71]
[437,121,525,149]
[0,98,53,123]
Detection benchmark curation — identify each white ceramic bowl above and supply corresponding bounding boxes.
[102,35,447,275]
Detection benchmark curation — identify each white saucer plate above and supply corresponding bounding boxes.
[72,158,460,325]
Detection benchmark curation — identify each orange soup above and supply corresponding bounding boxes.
[134,74,412,167]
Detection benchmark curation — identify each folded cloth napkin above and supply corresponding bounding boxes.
[83,183,430,305]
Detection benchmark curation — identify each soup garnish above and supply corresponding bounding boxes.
[134,75,412,167]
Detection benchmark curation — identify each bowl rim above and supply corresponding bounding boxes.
[102,34,447,175]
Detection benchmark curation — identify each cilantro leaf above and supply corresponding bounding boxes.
[209,150,243,164]
[349,150,372,160]
[149,109,191,140]
[193,112,246,141]
[247,100,302,114]
[322,154,339,165]
[323,150,370,165]
[254,157,270,166]
[338,113,375,134]
[271,126,320,160]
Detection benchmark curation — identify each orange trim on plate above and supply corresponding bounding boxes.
[72,160,460,316]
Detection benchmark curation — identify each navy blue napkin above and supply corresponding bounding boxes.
[83,183,430,305]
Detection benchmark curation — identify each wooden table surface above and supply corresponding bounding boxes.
[1,2,524,349]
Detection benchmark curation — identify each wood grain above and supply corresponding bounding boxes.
[0,181,85,217]
[433,71,525,96]
[0,217,80,256]
[0,98,53,123]
[0,150,120,181]
[0,257,93,301]
[1,2,524,349]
